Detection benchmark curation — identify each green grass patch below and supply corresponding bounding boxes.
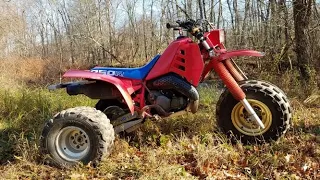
[0,88,96,131]
[0,87,96,164]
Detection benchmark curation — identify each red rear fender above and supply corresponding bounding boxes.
[63,70,135,114]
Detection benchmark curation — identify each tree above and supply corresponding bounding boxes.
[293,0,313,82]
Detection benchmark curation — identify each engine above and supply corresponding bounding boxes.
[147,90,188,112]
[147,74,200,115]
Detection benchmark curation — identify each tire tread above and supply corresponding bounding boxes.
[216,80,292,143]
[40,106,114,167]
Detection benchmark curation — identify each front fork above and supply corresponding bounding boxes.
[200,38,265,129]
[212,59,265,129]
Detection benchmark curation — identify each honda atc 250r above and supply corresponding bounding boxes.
[41,19,292,167]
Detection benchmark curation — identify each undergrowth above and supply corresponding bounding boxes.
[0,85,319,179]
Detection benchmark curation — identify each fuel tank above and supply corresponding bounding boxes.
[146,37,204,87]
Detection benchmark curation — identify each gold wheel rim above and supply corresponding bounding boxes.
[231,99,272,136]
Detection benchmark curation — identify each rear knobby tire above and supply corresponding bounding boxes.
[40,107,115,167]
[216,80,292,144]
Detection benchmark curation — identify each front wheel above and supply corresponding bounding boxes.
[40,107,115,167]
[216,80,292,143]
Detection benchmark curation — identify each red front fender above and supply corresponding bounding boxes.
[202,49,264,82]
[63,70,135,114]
[217,49,264,61]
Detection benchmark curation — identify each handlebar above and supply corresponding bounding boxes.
[166,23,179,29]
[167,19,204,40]
[167,19,215,57]
[166,20,195,30]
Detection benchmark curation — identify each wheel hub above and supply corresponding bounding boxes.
[231,99,272,136]
[55,126,90,161]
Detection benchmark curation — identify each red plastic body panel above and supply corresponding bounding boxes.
[146,37,204,86]
[204,29,224,47]
[217,50,264,61]
[201,49,264,82]
[63,70,139,114]
[201,48,262,101]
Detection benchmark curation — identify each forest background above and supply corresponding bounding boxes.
[0,0,319,179]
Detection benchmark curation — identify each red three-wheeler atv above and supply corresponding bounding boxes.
[41,19,292,167]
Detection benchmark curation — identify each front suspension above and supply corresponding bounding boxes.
[212,60,265,129]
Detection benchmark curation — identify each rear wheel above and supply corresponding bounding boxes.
[216,80,292,143]
[40,107,114,167]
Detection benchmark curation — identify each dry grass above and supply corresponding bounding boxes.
[0,57,48,88]
[0,59,319,179]
[0,57,93,87]
[0,85,319,179]
[0,57,178,87]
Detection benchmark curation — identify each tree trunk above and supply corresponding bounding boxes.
[293,0,312,82]
[210,0,215,24]
[217,0,222,28]
[198,0,203,19]
[142,0,148,62]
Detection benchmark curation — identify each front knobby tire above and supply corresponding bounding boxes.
[216,80,292,144]
[40,107,115,167]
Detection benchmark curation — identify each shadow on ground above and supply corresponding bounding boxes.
[295,124,320,136]
[0,128,40,165]
[0,128,18,164]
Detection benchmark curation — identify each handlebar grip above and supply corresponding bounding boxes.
[166,23,179,29]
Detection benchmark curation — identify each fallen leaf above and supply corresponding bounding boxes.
[290,174,300,179]
[301,163,309,172]
[223,170,240,178]
[285,154,291,163]
[273,170,280,180]
[188,144,195,151]
[69,173,85,180]
[244,167,251,175]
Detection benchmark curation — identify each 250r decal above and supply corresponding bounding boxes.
[91,69,125,77]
